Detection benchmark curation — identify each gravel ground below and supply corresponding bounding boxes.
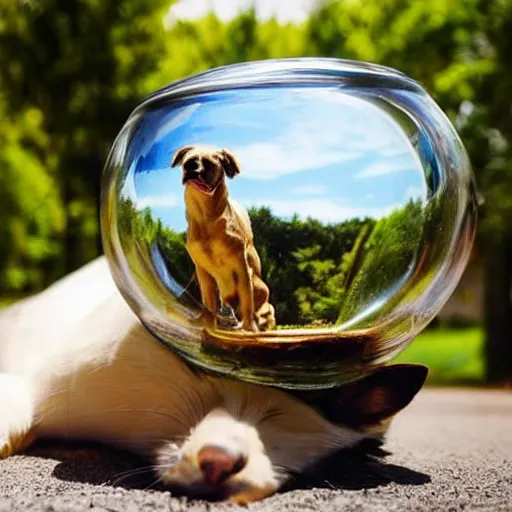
[1,388,511,512]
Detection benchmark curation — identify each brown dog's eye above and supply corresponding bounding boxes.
[203,160,217,180]
[203,160,215,172]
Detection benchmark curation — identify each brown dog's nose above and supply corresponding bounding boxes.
[197,446,246,485]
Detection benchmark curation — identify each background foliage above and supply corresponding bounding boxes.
[1,0,511,381]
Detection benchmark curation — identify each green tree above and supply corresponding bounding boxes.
[340,199,424,323]
[457,2,512,382]
[2,0,512,380]
[0,101,65,292]
[306,0,512,380]
[0,0,172,281]
[157,7,305,81]
[249,207,368,325]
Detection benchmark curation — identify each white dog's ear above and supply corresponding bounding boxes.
[171,146,194,168]
[219,149,241,179]
[314,364,429,431]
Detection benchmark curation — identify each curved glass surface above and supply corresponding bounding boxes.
[101,58,477,389]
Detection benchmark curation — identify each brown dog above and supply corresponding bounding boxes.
[171,145,276,332]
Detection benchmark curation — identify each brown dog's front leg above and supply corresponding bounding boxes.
[195,267,219,321]
[236,260,258,332]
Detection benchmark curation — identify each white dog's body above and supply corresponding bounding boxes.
[0,257,426,503]
[0,257,366,503]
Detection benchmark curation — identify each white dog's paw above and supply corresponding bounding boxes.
[0,430,34,459]
[0,435,8,458]
[226,452,282,505]
[0,374,34,458]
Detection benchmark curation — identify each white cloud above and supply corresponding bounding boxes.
[136,193,179,209]
[229,88,420,181]
[241,197,398,223]
[405,185,426,199]
[379,147,410,158]
[290,89,412,153]
[355,161,415,179]
[234,138,361,180]
[231,105,364,179]
[292,185,327,196]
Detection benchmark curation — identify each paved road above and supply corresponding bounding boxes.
[1,389,511,512]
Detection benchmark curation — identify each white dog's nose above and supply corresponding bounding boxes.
[198,445,246,485]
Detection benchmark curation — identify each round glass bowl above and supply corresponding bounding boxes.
[101,58,477,390]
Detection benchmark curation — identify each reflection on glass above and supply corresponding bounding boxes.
[101,59,477,389]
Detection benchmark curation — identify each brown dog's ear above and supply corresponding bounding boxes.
[171,145,194,168]
[316,364,428,430]
[218,149,241,179]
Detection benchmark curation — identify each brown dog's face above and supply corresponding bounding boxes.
[171,146,241,194]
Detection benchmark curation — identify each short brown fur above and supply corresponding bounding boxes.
[171,145,276,332]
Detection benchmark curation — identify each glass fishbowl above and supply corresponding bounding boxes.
[101,58,477,389]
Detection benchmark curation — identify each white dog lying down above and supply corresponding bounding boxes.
[0,257,427,504]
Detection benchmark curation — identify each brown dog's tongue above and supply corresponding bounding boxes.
[188,179,210,193]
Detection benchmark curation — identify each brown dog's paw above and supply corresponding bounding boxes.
[241,319,259,332]
[256,303,276,331]
[257,317,276,332]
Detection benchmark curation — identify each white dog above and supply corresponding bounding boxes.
[0,257,427,504]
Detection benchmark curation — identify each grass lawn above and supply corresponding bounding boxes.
[394,326,485,386]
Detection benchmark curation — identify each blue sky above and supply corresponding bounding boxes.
[120,86,427,233]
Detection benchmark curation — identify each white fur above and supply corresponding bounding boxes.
[0,257,365,503]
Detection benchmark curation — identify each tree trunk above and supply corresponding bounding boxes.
[483,234,512,383]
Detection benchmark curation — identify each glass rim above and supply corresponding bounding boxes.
[134,57,425,116]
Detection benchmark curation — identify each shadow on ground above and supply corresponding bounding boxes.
[285,441,431,493]
[25,438,430,498]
